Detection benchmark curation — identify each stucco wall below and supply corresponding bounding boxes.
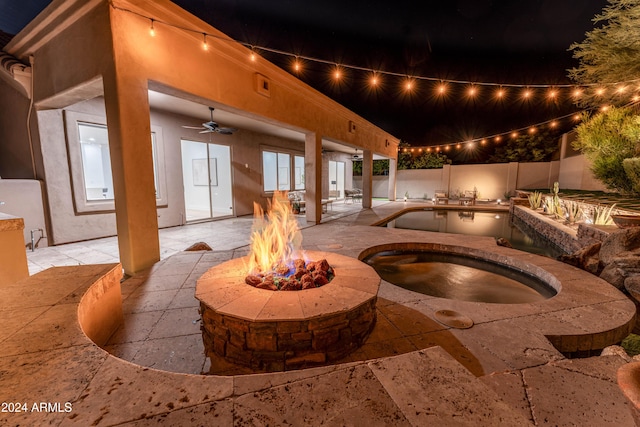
[558,155,607,191]
[449,163,511,200]
[37,96,316,244]
[516,162,556,190]
[0,80,36,179]
[0,179,47,246]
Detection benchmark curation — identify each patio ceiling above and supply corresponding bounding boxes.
[147,90,387,160]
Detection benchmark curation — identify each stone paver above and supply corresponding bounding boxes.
[2,200,637,426]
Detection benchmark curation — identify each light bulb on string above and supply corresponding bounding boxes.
[249,47,257,62]
[550,121,558,128]
[496,87,505,99]
[481,139,487,145]
[495,136,502,142]
[437,82,447,95]
[293,57,302,73]
[149,19,155,37]
[528,127,536,134]
[202,33,209,51]
[596,87,605,96]
[547,89,557,99]
[333,65,342,80]
[522,88,532,99]
[456,143,461,149]
[572,88,583,98]
[370,73,379,87]
[404,78,415,92]
[511,132,519,138]
[467,85,477,97]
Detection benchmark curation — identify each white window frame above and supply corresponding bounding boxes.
[64,110,168,213]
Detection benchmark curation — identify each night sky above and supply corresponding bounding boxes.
[1,0,610,153]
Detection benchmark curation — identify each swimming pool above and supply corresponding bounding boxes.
[379,208,564,258]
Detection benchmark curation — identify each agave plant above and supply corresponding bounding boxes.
[592,203,617,225]
[563,200,584,224]
[527,191,543,210]
[551,197,564,219]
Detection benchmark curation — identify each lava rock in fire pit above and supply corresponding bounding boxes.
[245,258,335,291]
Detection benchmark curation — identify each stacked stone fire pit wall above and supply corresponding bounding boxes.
[200,297,376,371]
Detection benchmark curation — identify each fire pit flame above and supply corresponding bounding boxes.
[246,191,334,291]
[248,191,303,275]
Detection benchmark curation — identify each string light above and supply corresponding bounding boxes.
[115,5,640,97]
[404,78,415,91]
[496,88,505,99]
[528,127,536,134]
[522,89,532,99]
[333,65,342,80]
[596,88,605,96]
[437,82,447,95]
[511,131,519,138]
[149,19,155,37]
[548,89,557,99]
[467,86,477,97]
[202,33,208,51]
[293,57,302,72]
[370,73,379,87]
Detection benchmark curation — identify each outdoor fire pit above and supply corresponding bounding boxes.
[195,192,380,371]
[196,251,379,371]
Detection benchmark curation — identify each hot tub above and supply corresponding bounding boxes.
[360,243,558,304]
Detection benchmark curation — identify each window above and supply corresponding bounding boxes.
[65,110,167,213]
[294,155,305,190]
[78,123,113,201]
[262,149,304,192]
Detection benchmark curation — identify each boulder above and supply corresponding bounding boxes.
[599,263,628,290]
[184,242,213,251]
[496,237,513,248]
[601,345,632,362]
[557,242,602,274]
[625,275,640,302]
[600,228,640,264]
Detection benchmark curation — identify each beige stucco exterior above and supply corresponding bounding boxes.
[2,0,399,274]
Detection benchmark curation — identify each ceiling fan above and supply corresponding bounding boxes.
[182,107,237,135]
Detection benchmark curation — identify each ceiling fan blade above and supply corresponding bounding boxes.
[217,127,237,134]
[199,130,214,134]
[182,125,205,130]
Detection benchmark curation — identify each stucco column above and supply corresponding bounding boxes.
[362,149,373,208]
[305,132,322,224]
[441,164,452,194]
[387,158,397,201]
[103,72,160,275]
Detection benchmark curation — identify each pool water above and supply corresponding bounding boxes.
[363,250,556,304]
[381,209,564,258]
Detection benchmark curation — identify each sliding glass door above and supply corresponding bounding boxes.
[181,140,233,221]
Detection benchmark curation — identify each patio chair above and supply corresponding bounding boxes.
[459,190,476,206]
[344,189,363,203]
[435,190,449,205]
